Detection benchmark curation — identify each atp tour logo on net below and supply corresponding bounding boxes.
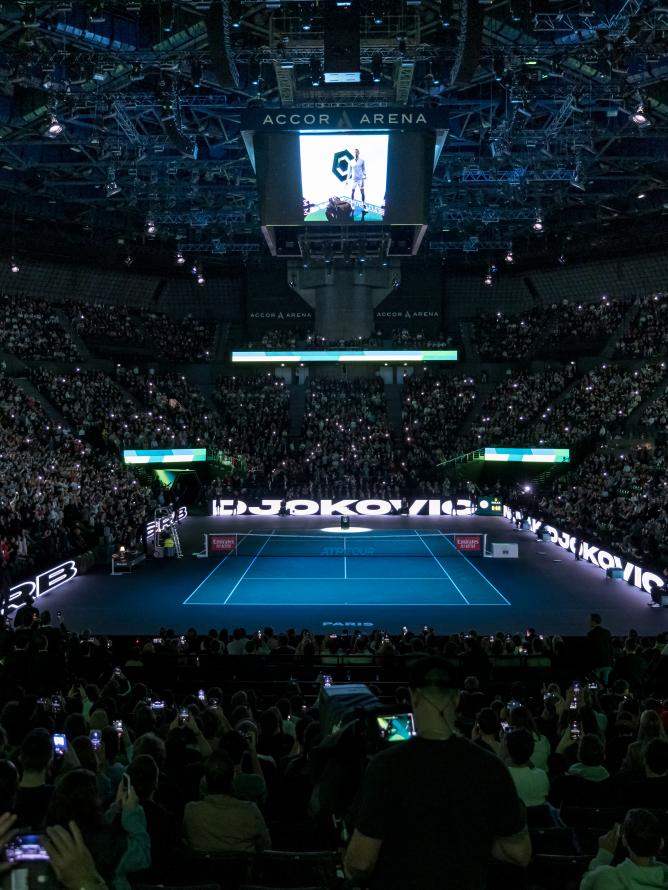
[211,497,473,516]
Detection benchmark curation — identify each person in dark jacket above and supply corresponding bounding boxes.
[587,614,613,685]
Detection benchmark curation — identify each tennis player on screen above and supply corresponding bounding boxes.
[347,148,366,205]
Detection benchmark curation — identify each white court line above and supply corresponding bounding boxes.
[414,531,470,605]
[223,529,276,604]
[438,531,512,606]
[343,536,347,580]
[182,532,253,604]
[186,601,511,607]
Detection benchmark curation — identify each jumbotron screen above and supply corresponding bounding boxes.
[255,130,434,226]
[300,133,388,223]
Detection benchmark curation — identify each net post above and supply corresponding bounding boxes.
[194,533,209,559]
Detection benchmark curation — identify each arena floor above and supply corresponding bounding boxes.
[35,514,666,637]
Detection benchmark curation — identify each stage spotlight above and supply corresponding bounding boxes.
[371,0,384,24]
[440,0,451,26]
[191,59,202,88]
[10,257,19,273]
[631,103,651,128]
[45,115,63,138]
[570,170,586,191]
[558,254,567,265]
[89,2,106,23]
[124,255,133,267]
[300,4,313,30]
[106,179,121,197]
[196,271,206,286]
[484,268,493,286]
[504,249,514,264]
[175,251,186,266]
[371,52,383,83]
[146,219,157,237]
[532,213,544,232]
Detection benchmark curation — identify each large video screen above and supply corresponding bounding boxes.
[254,130,434,227]
[300,133,388,223]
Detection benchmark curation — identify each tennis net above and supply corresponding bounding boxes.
[201,531,486,558]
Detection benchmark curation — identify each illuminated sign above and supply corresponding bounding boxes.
[209,534,237,554]
[212,498,473,517]
[476,497,504,516]
[123,449,206,464]
[484,447,570,463]
[231,350,458,364]
[454,535,482,553]
[241,107,448,131]
[9,560,78,611]
[145,506,188,539]
[505,506,664,594]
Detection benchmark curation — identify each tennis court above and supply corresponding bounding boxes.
[184,529,511,609]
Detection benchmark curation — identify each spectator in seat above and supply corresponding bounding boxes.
[623,738,668,808]
[182,750,271,854]
[610,639,647,692]
[552,734,611,810]
[620,710,667,780]
[344,657,530,890]
[15,728,55,830]
[0,759,19,814]
[217,730,267,805]
[504,728,550,809]
[45,768,150,890]
[459,676,487,721]
[126,754,180,882]
[471,708,502,756]
[508,705,551,771]
[580,808,668,890]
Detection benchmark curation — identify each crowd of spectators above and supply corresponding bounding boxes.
[510,362,665,448]
[615,293,668,359]
[245,329,454,351]
[0,370,155,580]
[401,372,477,472]
[0,617,666,889]
[0,294,79,362]
[458,367,575,453]
[544,298,629,356]
[536,443,668,567]
[640,390,668,437]
[471,308,546,360]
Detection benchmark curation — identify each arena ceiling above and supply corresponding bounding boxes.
[1,0,668,271]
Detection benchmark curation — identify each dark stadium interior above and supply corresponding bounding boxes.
[1,3,668,890]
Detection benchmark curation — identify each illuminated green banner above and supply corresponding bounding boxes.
[123,448,207,464]
[231,350,458,363]
[483,447,570,463]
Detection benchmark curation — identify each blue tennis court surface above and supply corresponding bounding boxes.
[184,530,511,608]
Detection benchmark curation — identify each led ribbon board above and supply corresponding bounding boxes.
[123,449,206,464]
[232,350,458,364]
[483,447,570,463]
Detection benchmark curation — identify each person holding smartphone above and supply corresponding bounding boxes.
[344,657,530,889]
[15,729,56,832]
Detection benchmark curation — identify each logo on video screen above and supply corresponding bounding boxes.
[332,149,353,182]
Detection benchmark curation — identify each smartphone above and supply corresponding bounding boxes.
[89,729,101,750]
[113,719,123,734]
[51,695,62,711]
[5,835,50,862]
[113,667,122,676]
[588,682,598,690]
[53,733,68,756]
[569,721,581,741]
[375,713,416,742]
[178,707,189,726]
[197,688,206,703]
[322,675,332,688]
[150,701,165,711]
[501,721,511,733]
[401,626,408,635]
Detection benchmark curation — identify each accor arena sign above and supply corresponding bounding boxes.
[504,506,664,594]
[241,107,448,131]
[212,497,474,516]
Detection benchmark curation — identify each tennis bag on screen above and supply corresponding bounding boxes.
[326,196,353,221]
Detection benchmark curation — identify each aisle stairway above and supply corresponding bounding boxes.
[13,376,68,426]
[600,302,640,359]
[383,384,404,446]
[288,385,306,440]
[54,308,92,359]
